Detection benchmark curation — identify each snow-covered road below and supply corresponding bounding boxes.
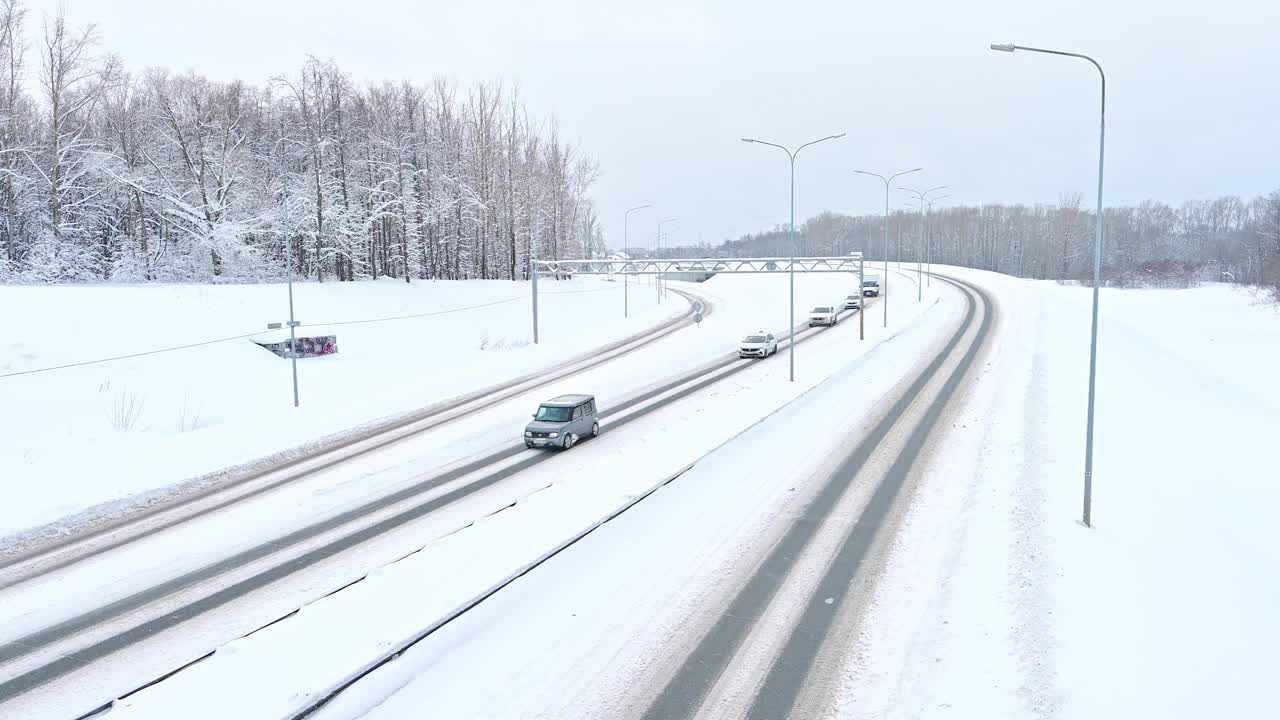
[30,272,964,720]
[1,270,936,719]
[278,272,989,720]
[92,268,1277,720]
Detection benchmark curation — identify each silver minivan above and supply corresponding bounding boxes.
[524,394,600,450]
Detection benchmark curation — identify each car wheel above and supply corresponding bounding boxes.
[563,433,575,450]
[591,422,600,438]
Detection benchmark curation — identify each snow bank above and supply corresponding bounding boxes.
[834,269,1280,719]
[0,277,676,539]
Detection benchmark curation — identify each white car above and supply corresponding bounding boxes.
[739,331,778,358]
[808,306,839,327]
[844,294,862,310]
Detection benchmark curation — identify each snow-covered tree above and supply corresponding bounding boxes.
[0,1,600,284]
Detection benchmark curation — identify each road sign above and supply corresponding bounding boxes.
[694,312,703,324]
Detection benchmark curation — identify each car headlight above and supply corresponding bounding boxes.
[549,432,559,438]
[524,431,532,437]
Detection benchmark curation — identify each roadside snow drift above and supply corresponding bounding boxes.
[835,271,1280,720]
[0,277,677,538]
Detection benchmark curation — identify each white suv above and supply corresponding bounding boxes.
[739,332,778,358]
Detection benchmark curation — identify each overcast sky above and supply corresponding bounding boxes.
[27,0,1280,249]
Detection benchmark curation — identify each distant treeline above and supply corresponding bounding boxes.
[658,190,1280,296]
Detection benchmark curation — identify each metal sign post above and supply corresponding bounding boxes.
[280,181,300,408]
[531,246,540,345]
[858,255,865,340]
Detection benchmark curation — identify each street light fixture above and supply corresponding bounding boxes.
[742,132,847,381]
[900,185,948,299]
[854,167,922,327]
[991,41,1107,528]
[623,204,652,318]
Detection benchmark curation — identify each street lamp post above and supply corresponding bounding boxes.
[742,133,847,382]
[992,41,1107,528]
[657,218,677,304]
[924,195,950,286]
[900,185,947,302]
[623,204,652,318]
[896,215,902,270]
[855,167,923,327]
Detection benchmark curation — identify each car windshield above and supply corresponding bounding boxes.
[864,281,878,286]
[744,335,768,343]
[813,307,831,313]
[535,405,572,422]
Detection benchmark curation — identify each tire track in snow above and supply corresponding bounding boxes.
[641,275,993,720]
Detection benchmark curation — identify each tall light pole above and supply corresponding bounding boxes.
[742,132,847,382]
[623,204,652,318]
[657,217,677,304]
[992,41,1107,528]
[895,214,902,269]
[855,167,922,327]
[900,185,947,302]
[924,195,950,286]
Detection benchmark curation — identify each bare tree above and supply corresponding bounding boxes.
[0,6,605,284]
[37,11,116,244]
[0,0,27,270]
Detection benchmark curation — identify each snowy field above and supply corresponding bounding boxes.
[838,272,1280,720]
[0,276,679,540]
[10,269,1270,720]
[122,270,1274,720]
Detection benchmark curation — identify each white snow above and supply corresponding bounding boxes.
[85,270,949,720]
[15,268,1272,720]
[0,277,678,540]
[833,269,1280,720]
